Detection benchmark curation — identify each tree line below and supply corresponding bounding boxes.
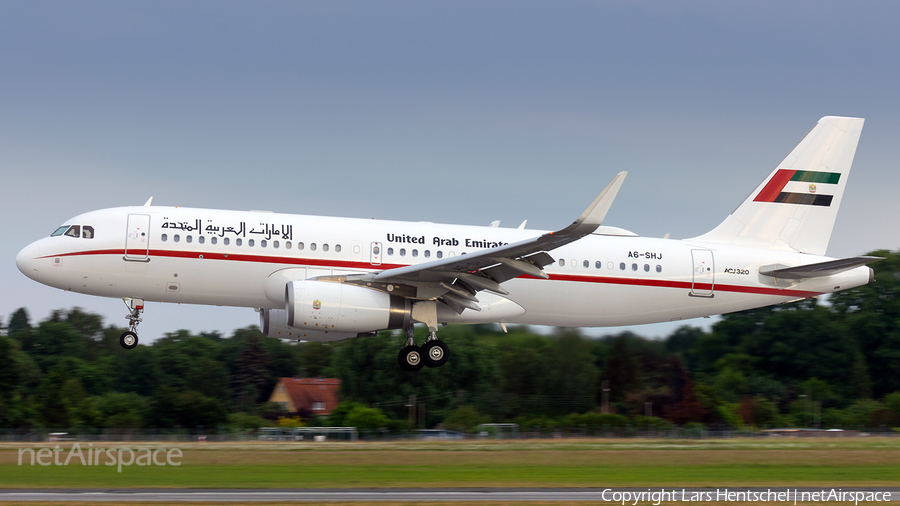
[2,249,900,433]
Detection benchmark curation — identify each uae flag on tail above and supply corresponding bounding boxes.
[754,169,841,207]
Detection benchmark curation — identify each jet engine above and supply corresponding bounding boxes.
[285,280,411,333]
[259,308,365,341]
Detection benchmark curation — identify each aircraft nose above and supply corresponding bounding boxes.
[16,241,41,279]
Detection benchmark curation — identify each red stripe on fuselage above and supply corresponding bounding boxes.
[754,169,796,202]
[40,248,407,271]
[38,248,822,299]
[548,273,817,298]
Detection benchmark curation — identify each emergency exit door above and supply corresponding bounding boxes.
[370,242,382,266]
[690,249,714,297]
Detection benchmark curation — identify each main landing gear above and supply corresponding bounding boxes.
[398,301,449,372]
[398,326,450,372]
[120,298,144,350]
[398,325,424,371]
[422,333,449,367]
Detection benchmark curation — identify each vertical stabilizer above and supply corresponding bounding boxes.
[692,116,864,255]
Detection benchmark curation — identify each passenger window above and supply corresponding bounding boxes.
[583,260,589,268]
[323,244,329,252]
[82,226,94,239]
[285,241,291,249]
[186,235,192,244]
[632,263,638,271]
[412,249,418,257]
[437,251,443,259]
[424,250,431,258]
[388,247,394,256]
[174,235,180,243]
[644,264,649,272]
[335,244,341,253]
[449,251,456,257]
[211,237,217,245]
[559,259,565,267]
[198,236,205,244]
[608,262,614,270]
[656,265,662,273]
[236,238,242,246]
[64,225,81,238]
[571,259,576,268]
[297,242,304,250]
[400,248,406,257]
[224,238,230,245]
[248,239,255,247]
[310,243,317,251]
[51,226,69,237]
[595,261,601,269]
[161,234,168,242]
[273,240,279,249]
[261,240,267,248]
[619,262,626,270]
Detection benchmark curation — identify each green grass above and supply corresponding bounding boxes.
[3,438,899,489]
[3,463,900,489]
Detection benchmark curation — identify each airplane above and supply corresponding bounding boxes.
[16,116,881,371]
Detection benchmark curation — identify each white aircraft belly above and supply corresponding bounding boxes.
[503,277,795,327]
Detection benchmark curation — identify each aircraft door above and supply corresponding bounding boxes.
[125,214,151,262]
[690,249,714,297]
[370,242,382,266]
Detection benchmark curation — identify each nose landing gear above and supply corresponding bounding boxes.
[120,298,144,350]
[120,331,138,349]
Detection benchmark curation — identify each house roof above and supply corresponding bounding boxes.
[279,377,341,415]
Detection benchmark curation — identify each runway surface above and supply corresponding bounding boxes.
[1,488,898,502]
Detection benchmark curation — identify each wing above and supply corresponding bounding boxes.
[358,172,627,313]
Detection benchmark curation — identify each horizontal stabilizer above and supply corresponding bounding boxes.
[760,256,882,279]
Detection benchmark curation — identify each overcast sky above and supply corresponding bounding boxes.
[2,1,899,341]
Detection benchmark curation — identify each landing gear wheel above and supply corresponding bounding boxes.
[398,345,424,372]
[120,331,139,350]
[421,339,449,368]
[121,298,144,351]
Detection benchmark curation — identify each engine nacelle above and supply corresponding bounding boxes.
[285,280,411,333]
[259,308,367,342]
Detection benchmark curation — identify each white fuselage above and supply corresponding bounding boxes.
[15,205,872,329]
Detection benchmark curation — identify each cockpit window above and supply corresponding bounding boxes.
[52,224,94,238]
